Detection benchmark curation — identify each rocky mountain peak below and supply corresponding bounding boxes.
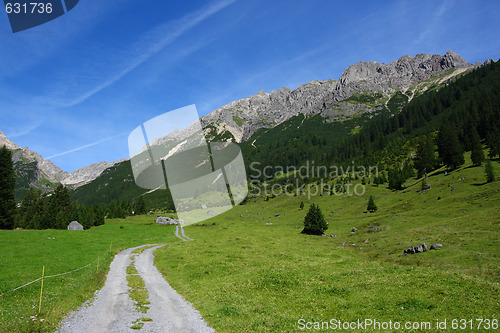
[199,51,474,142]
[2,130,118,192]
[0,130,20,150]
[62,161,116,186]
[338,51,472,88]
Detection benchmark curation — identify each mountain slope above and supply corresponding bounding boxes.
[71,54,498,207]
[62,161,118,187]
[242,58,500,179]
[1,130,66,199]
[0,131,119,199]
[200,51,474,142]
[5,51,489,204]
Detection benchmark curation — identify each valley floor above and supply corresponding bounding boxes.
[0,158,498,332]
[153,159,499,332]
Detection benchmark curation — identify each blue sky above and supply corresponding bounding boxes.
[0,0,499,172]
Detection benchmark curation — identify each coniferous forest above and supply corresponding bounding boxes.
[243,61,500,187]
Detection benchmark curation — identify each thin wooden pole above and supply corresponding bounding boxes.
[38,265,45,314]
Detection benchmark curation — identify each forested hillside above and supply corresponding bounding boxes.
[243,61,500,180]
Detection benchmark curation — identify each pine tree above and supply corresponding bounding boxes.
[437,124,464,169]
[366,195,377,212]
[414,136,436,178]
[20,186,41,229]
[485,160,495,183]
[135,196,147,215]
[0,146,16,229]
[301,203,327,235]
[470,128,484,166]
[47,184,73,229]
[388,167,404,190]
[487,129,500,159]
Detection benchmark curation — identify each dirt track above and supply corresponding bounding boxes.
[57,230,213,332]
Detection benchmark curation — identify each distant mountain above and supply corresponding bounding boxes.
[62,161,118,187]
[0,131,119,199]
[1,130,65,198]
[200,51,474,142]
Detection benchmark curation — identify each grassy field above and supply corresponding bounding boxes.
[154,157,499,332]
[0,157,498,332]
[0,215,178,333]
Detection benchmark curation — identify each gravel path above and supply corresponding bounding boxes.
[57,237,213,332]
[134,245,213,332]
[175,225,194,241]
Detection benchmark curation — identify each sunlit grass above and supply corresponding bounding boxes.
[0,215,177,332]
[154,157,499,332]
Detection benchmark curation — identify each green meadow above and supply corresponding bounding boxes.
[0,216,178,333]
[154,157,499,332]
[0,157,498,332]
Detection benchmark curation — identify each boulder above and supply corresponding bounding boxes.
[67,221,83,230]
[430,243,444,250]
[275,213,280,217]
[155,217,180,225]
[404,243,428,255]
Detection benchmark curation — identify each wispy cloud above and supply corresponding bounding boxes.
[46,133,127,160]
[414,0,453,45]
[52,0,236,108]
[6,120,44,138]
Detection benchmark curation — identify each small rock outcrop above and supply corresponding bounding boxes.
[404,243,428,255]
[155,217,181,225]
[430,243,444,250]
[67,221,84,230]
